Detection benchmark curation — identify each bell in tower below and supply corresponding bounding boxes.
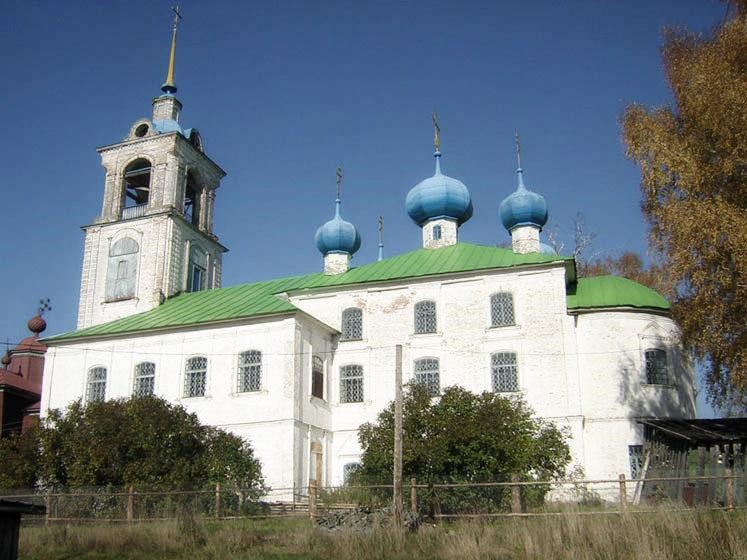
[77,7,228,330]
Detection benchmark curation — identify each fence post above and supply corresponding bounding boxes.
[619,474,628,514]
[511,474,521,514]
[127,485,134,524]
[45,490,51,525]
[725,446,735,512]
[308,479,317,519]
[215,481,223,519]
[410,478,417,514]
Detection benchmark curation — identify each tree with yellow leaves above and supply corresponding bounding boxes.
[622,1,747,410]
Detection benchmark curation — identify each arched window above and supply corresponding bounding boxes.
[491,352,518,392]
[340,364,364,403]
[133,362,156,396]
[238,350,262,392]
[184,356,207,397]
[644,348,670,385]
[414,357,440,396]
[312,355,324,399]
[432,225,442,240]
[106,237,139,301]
[187,244,208,292]
[122,158,151,218]
[414,300,437,334]
[490,293,515,327]
[87,367,107,402]
[184,171,201,226]
[341,308,363,341]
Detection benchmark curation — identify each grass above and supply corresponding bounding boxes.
[20,509,747,560]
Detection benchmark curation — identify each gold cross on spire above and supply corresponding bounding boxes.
[432,111,441,152]
[172,5,182,30]
[336,166,343,200]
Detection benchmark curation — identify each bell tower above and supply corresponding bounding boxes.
[77,9,227,329]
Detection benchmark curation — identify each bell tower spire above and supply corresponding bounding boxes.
[161,6,181,95]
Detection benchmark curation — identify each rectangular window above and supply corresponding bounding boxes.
[414,301,437,334]
[189,265,205,293]
[312,355,324,399]
[340,365,364,403]
[645,349,670,384]
[238,350,262,392]
[87,367,107,402]
[133,362,156,397]
[628,445,644,479]
[491,352,518,392]
[341,308,363,341]
[490,293,515,327]
[414,358,440,396]
[185,356,207,397]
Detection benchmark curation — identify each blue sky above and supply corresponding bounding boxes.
[0,1,726,414]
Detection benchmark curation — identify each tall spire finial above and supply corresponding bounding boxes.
[335,166,343,201]
[377,215,384,261]
[515,132,526,190]
[432,111,441,153]
[161,6,182,95]
[515,131,522,170]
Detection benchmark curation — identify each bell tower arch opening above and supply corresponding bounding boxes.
[184,170,201,227]
[122,158,152,219]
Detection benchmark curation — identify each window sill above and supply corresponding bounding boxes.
[335,400,370,407]
[309,395,330,409]
[232,389,268,397]
[103,297,138,304]
[181,395,212,400]
[411,331,442,338]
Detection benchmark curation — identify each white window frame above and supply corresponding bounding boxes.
[490,292,515,328]
[237,350,262,392]
[86,366,107,403]
[414,357,440,396]
[643,347,671,385]
[491,351,519,393]
[339,364,364,404]
[133,361,156,397]
[340,308,363,341]
[414,300,437,334]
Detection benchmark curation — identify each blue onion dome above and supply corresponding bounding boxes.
[406,152,473,226]
[499,168,548,232]
[315,199,362,256]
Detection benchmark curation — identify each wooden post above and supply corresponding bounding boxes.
[215,482,223,519]
[725,445,736,512]
[510,474,521,514]
[393,344,404,530]
[127,485,134,524]
[410,478,417,514]
[308,479,318,519]
[619,474,628,514]
[45,491,51,526]
[696,446,706,505]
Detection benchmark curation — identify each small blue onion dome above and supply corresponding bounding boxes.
[539,242,556,255]
[499,168,548,232]
[315,199,362,256]
[406,152,473,226]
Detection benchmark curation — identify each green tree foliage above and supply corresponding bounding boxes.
[355,384,570,512]
[622,1,747,409]
[0,396,265,493]
[0,426,41,489]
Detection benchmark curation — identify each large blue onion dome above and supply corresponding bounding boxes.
[315,199,362,256]
[406,152,473,226]
[499,168,548,232]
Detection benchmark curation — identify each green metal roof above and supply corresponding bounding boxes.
[47,243,571,342]
[567,275,670,312]
[49,245,672,342]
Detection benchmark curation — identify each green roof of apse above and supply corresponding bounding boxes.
[567,275,670,312]
[47,243,570,341]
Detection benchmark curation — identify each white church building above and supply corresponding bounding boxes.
[40,24,695,493]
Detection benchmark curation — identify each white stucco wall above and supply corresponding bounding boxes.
[45,261,696,494]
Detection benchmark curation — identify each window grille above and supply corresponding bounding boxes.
[340,365,364,403]
[87,367,107,402]
[184,356,207,397]
[433,225,442,240]
[414,357,440,396]
[491,352,518,392]
[414,300,437,334]
[312,355,324,399]
[645,349,669,384]
[490,292,515,327]
[238,350,262,392]
[341,308,363,341]
[133,362,155,396]
[343,462,361,484]
[628,445,644,480]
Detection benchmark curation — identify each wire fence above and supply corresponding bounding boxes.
[3,472,746,525]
